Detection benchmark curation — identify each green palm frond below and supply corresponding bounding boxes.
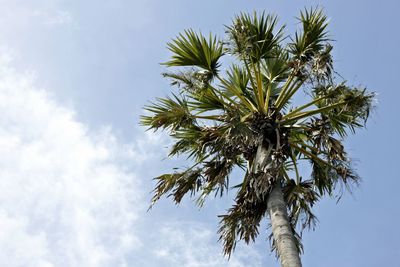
[219,65,257,110]
[227,11,285,62]
[163,29,224,76]
[289,137,359,196]
[280,84,375,130]
[224,65,251,96]
[321,86,375,135]
[141,94,194,131]
[291,84,376,136]
[260,50,290,110]
[163,70,201,93]
[261,49,290,84]
[289,8,329,62]
[188,87,227,114]
[168,125,206,160]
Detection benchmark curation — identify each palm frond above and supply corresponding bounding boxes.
[218,185,268,256]
[289,8,329,62]
[150,168,203,207]
[141,94,194,131]
[313,84,375,136]
[163,69,213,93]
[310,157,359,196]
[311,44,333,83]
[219,73,258,112]
[283,178,319,230]
[164,29,224,76]
[260,49,290,110]
[169,125,206,160]
[219,65,257,110]
[226,11,285,62]
[188,87,227,114]
[261,49,290,84]
[201,157,236,198]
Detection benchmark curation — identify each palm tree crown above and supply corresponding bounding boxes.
[141,8,374,260]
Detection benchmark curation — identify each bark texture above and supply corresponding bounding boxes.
[253,145,302,267]
[268,182,302,267]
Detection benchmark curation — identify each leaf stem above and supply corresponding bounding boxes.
[276,79,305,110]
[274,75,294,107]
[281,101,346,125]
[282,91,337,120]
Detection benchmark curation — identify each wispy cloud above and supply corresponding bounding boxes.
[153,222,262,267]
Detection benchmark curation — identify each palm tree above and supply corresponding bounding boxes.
[141,8,374,267]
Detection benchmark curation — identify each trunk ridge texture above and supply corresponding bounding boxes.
[268,182,302,267]
[254,145,302,267]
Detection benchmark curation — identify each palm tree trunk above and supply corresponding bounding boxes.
[267,182,302,267]
[253,145,302,267]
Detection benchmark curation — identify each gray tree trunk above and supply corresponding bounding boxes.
[253,145,302,267]
[268,182,302,267]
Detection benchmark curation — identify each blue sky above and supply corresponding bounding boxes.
[0,1,398,266]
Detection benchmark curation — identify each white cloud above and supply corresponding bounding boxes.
[0,54,262,267]
[153,222,262,267]
[0,56,142,267]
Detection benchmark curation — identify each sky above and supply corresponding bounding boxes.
[0,0,399,266]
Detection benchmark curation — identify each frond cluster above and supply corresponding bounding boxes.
[141,8,375,257]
